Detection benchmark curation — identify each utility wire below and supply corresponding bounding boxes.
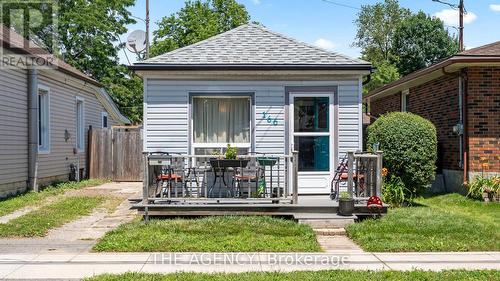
[118,36,132,66]
[320,0,361,11]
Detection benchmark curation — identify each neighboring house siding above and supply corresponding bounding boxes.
[467,66,500,174]
[407,74,460,171]
[145,79,362,159]
[0,67,28,197]
[36,73,118,184]
[370,92,401,117]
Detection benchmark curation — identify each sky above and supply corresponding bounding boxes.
[119,0,500,65]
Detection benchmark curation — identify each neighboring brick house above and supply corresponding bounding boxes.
[364,42,500,192]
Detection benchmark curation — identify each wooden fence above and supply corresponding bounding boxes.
[87,126,143,181]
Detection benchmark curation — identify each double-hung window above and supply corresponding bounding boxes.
[76,97,85,152]
[101,112,108,128]
[192,96,251,155]
[38,86,50,153]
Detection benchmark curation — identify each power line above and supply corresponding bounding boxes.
[320,0,361,11]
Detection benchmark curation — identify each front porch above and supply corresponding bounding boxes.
[132,195,388,218]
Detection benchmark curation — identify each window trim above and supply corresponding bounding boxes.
[101,111,109,128]
[37,84,51,154]
[401,89,409,112]
[190,94,253,155]
[75,96,85,153]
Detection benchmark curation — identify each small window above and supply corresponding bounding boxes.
[401,89,409,112]
[76,97,85,151]
[101,112,108,128]
[38,86,50,152]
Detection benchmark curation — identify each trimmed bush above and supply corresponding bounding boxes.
[367,112,437,196]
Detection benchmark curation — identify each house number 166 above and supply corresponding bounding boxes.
[262,112,278,126]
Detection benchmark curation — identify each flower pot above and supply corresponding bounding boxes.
[257,157,278,167]
[338,198,355,216]
[482,192,490,202]
[209,159,250,168]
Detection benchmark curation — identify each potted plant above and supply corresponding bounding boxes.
[209,144,249,168]
[338,191,355,216]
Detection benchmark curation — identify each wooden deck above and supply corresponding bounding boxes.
[130,195,388,218]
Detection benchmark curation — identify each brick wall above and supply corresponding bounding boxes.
[407,74,461,171]
[466,66,500,174]
[370,92,401,117]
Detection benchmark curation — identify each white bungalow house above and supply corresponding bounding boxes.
[132,24,371,194]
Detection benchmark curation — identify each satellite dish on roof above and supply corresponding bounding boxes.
[126,30,147,54]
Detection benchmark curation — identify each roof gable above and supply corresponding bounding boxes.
[138,23,368,66]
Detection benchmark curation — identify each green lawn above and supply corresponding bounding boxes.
[93,216,320,252]
[0,179,108,217]
[0,196,105,237]
[84,270,499,281]
[347,193,500,252]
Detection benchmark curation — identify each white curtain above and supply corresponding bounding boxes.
[193,97,250,143]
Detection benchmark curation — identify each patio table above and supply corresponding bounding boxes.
[209,159,251,198]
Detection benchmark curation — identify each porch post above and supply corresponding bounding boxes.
[292,151,299,204]
[376,150,383,197]
[142,152,149,222]
[347,151,354,198]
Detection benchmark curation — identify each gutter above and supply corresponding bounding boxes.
[129,64,373,71]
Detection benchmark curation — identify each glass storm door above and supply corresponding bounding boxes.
[290,93,334,194]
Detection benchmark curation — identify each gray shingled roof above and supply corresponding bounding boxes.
[134,23,369,69]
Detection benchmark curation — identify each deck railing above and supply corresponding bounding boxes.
[142,152,298,205]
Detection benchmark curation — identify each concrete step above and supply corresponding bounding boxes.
[313,228,346,236]
[295,213,356,228]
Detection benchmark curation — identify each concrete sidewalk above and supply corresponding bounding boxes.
[0,251,498,279]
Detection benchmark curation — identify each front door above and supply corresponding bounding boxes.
[290,93,335,194]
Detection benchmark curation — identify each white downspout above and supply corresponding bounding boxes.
[28,68,39,192]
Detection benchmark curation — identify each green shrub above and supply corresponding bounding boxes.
[367,112,437,196]
[466,176,500,200]
[383,175,408,207]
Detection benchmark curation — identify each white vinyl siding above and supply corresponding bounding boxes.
[0,67,28,196]
[337,81,363,159]
[144,79,362,161]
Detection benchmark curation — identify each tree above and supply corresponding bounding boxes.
[354,0,409,94]
[354,0,410,63]
[391,11,459,76]
[151,0,250,57]
[364,61,400,94]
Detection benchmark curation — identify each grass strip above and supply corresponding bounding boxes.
[0,195,105,237]
[346,193,500,252]
[0,179,108,217]
[84,270,499,281]
[93,216,320,252]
